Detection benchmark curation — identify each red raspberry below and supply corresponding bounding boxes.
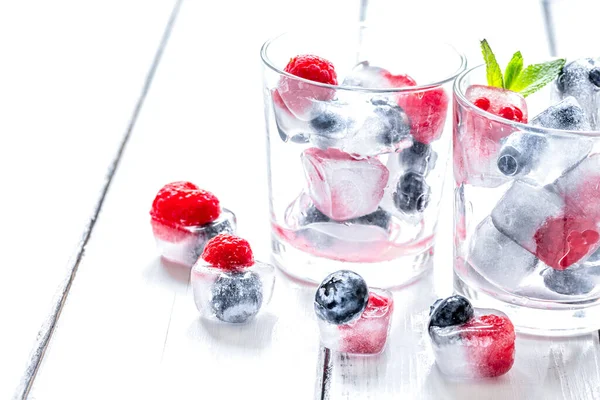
[534,216,600,270]
[461,315,515,378]
[397,86,449,144]
[150,181,220,228]
[202,234,254,270]
[381,71,417,88]
[284,55,338,86]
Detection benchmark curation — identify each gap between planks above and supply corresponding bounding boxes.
[12,1,183,398]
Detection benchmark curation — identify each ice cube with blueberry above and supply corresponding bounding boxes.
[530,96,591,131]
[301,147,389,220]
[191,234,275,323]
[150,182,236,267]
[555,58,600,130]
[492,180,600,270]
[397,140,438,176]
[309,97,411,157]
[428,296,515,379]
[468,217,538,288]
[455,85,527,187]
[542,267,596,296]
[315,270,393,354]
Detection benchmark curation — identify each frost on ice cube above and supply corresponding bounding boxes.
[455,85,527,187]
[496,129,592,185]
[152,208,236,267]
[301,147,389,220]
[468,217,538,288]
[315,270,393,354]
[492,180,600,270]
[191,261,275,323]
[530,96,591,131]
[555,58,600,130]
[428,296,515,379]
[309,97,411,157]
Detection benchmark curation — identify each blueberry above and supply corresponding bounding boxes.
[211,271,263,323]
[429,299,443,316]
[543,268,594,296]
[429,295,474,328]
[393,172,431,213]
[346,207,391,230]
[398,141,436,176]
[371,97,411,145]
[590,67,600,87]
[314,270,369,325]
[310,111,345,134]
[299,204,331,226]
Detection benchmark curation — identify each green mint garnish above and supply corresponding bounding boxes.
[480,39,565,97]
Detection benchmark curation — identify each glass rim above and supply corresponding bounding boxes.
[260,24,467,93]
[454,63,600,137]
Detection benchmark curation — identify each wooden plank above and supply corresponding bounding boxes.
[0,1,179,398]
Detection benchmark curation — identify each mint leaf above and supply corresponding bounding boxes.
[504,51,523,90]
[511,58,566,97]
[480,39,504,88]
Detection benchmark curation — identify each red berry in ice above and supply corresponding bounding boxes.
[284,55,338,86]
[473,97,491,111]
[150,181,220,228]
[461,314,515,378]
[397,86,449,144]
[202,234,254,270]
[534,216,600,270]
[382,71,417,88]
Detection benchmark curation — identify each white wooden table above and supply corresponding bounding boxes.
[2,1,599,399]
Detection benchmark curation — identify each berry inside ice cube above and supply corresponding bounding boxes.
[314,270,369,325]
[393,171,431,214]
[211,270,263,323]
[429,295,474,328]
[397,86,449,144]
[342,61,416,89]
[467,85,527,124]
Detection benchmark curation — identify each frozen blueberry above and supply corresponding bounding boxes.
[589,67,600,87]
[429,299,443,316]
[299,204,331,226]
[531,97,591,131]
[497,132,547,176]
[314,270,369,325]
[310,110,345,134]
[211,271,263,323]
[398,141,437,176]
[429,295,474,328]
[543,268,594,296]
[346,207,391,230]
[556,58,599,93]
[371,97,411,145]
[393,172,431,213]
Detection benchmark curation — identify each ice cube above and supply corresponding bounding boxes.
[151,208,236,267]
[191,260,275,323]
[496,130,592,185]
[493,180,600,270]
[315,270,393,355]
[542,267,595,296]
[397,86,449,145]
[555,154,600,220]
[429,296,515,379]
[272,90,312,143]
[531,97,591,131]
[342,61,416,89]
[455,85,527,187]
[301,147,389,220]
[468,217,538,288]
[555,58,600,130]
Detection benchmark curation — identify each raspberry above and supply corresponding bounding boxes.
[461,315,515,378]
[534,216,600,270]
[381,71,417,88]
[150,181,220,227]
[202,234,254,270]
[284,55,338,86]
[397,86,449,144]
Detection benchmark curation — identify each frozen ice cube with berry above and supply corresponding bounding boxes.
[530,96,591,131]
[428,295,515,379]
[191,234,275,323]
[342,61,416,89]
[315,270,393,354]
[555,58,600,130]
[300,147,389,221]
[150,181,236,267]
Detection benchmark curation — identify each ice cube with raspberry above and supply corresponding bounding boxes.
[315,270,393,354]
[492,180,600,270]
[301,147,389,220]
[191,234,275,323]
[428,295,515,379]
[342,61,417,89]
[150,181,236,267]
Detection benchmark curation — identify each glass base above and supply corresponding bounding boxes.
[454,270,600,337]
[271,234,433,289]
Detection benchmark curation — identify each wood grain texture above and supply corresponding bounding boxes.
[0,1,177,398]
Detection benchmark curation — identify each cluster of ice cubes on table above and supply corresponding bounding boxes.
[151,208,237,267]
[274,62,444,256]
[191,260,275,323]
[463,58,600,297]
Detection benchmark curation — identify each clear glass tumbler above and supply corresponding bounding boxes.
[261,26,465,287]
[454,64,600,335]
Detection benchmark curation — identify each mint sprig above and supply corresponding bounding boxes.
[480,39,565,97]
